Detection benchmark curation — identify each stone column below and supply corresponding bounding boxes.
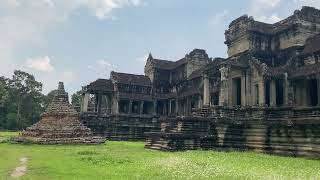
[82,93,89,112]
[245,73,251,106]
[270,80,276,106]
[241,75,246,106]
[175,100,179,114]
[186,98,190,115]
[219,66,229,106]
[153,100,157,115]
[129,100,133,114]
[116,99,119,114]
[168,100,172,115]
[96,93,102,113]
[203,74,210,107]
[259,79,265,106]
[283,73,289,105]
[140,101,144,115]
[198,95,202,108]
[108,95,112,114]
[317,79,320,106]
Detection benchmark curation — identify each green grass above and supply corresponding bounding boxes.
[1,132,320,180]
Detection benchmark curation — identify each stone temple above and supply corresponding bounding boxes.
[81,6,320,157]
[15,82,105,144]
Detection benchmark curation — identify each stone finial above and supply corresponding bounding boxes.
[148,53,153,61]
[58,82,64,91]
[53,82,69,103]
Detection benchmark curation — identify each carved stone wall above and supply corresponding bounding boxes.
[145,106,320,158]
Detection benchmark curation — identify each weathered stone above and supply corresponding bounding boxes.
[14,82,105,145]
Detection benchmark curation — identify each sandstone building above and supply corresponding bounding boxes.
[81,6,320,157]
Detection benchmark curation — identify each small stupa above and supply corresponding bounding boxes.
[14,82,105,144]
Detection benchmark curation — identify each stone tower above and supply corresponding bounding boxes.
[14,82,105,144]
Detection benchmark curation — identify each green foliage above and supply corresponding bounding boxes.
[71,90,82,112]
[0,70,45,130]
[43,90,57,109]
[0,135,319,180]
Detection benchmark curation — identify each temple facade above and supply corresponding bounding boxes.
[82,6,320,116]
[81,48,211,117]
[81,6,320,157]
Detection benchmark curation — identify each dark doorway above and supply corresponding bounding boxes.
[265,80,270,106]
[171,100,176,114]
[309,79,318,106]
[119,100,129,114]
[212,93,219,105]
[233,78,241,105]
[255,84,259,105]
[276,80,284,106]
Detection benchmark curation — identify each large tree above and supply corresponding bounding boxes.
[0,77,9,130]
[5,70,44,129]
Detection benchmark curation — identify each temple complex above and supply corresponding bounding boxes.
[15,82,105,144]
[82,6,320,157]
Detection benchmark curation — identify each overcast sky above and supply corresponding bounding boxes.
[0,0,319,94]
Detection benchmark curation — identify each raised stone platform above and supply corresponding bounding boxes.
[145,106,320,158]
[14,82,105,145]
[80,113,160,141]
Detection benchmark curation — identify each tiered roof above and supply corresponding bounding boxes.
[111,71,152,87]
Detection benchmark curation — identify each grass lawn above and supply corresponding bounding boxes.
[1,132,320,180]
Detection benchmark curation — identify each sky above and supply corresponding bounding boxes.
[0,0,319,95]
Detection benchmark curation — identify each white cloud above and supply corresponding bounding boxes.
[251,0,281,10]
[135,53,149,63]
[256,14,282,23]
[0,0,144,92]
[80,0,144,20]
[26,56,54,72]
[293,0,320,9]
[88,59,118,78]
[249,0,320,23]
[209,10,229,26]
[249,0,283,23]
[59,70,76,85]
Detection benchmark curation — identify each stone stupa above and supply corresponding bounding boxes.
[14,82,105,144]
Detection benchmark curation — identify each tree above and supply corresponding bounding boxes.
[71,90,82,112]
[6,70,44,129]
[43,90,57,109]
[0,77,9,130]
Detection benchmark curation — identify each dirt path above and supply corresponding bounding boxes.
[10,157,28,178]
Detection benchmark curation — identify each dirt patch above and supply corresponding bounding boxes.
[11,157,28,178]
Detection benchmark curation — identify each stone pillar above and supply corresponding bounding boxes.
[116,99,119,114]
[153,100,157,115]
[317,79,320,106]
[259,79,265,106]
[186,98,190,115]
[129,100,133,114]
[283,73,289,105]
[96,93,102,113]
[140,101,144,115]
[82,93,89,112]
[241,75,246,106]
[245,73,251,106]
[168,100,172,115]
[198,95,202,108]
[203,74,210,107]
[219,66,229,106]
[175,100,179,114]
[270,80,276,106]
